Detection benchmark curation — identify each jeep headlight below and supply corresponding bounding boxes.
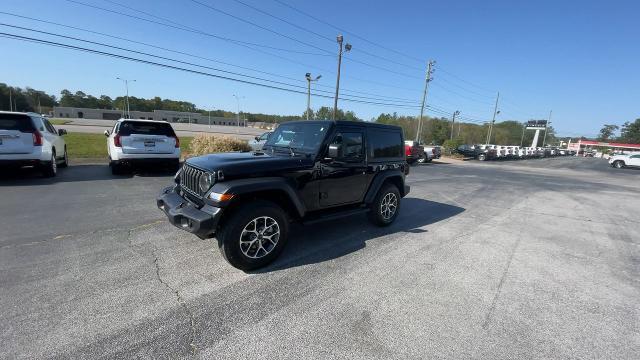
[174,166,182,182]
[198,172,214,193]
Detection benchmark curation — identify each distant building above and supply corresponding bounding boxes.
[569,139,640,155]
[52,106,247,126]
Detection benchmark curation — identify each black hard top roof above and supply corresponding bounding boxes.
[281,120,402,131]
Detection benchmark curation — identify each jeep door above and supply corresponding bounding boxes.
[319,128,371,207]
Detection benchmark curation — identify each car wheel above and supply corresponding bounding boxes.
[217,200,289,271]
[42,151,57,177]
[478,153,487,161]
[59,147,69,168]
[368,183,401,227]
[614,161,625,169]
[110,162,126,175]
[417,154,427,163]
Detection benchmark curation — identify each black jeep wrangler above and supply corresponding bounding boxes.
[157,120,410,270]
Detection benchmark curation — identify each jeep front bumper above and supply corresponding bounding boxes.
[156,186,222,239]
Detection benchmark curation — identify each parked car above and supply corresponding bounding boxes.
[0,111,68,177]
[424,145,441,160]
[157,120,410,270]
[609,153,640,169]
[105,119,180,175]
[248,131,272,151]
[457,144,496,161]
[404,140,426,164]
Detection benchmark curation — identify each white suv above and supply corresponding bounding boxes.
[609,153,640,169]
[0,111,67,177]
[105,119,180,174]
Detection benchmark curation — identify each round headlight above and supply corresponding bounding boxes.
[198,172,213,193]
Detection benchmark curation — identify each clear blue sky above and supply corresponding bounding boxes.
[1,0,638,136]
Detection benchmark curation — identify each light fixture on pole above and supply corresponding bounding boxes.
[333,35,351,120]
[305,73,321,120]
[116,77,136,118]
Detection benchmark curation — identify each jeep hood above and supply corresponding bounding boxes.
[185,151,314,178]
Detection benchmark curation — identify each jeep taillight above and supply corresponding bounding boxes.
[32,130,43,146]
[114,134,122,147]
[173,135,180,148]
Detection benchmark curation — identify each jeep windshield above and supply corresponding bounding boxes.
[263,122,328,156]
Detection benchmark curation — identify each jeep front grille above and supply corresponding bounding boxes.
[180,164,207,198]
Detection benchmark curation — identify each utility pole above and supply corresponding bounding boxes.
[450,110,460,140]
[416,60,435,142]
[305,73,321,120]
[542,110,552,147]
[485,92,500,145]
[208,109,211,128]
[457,121,462,138]
[332,35,351,120]
[116,77,135,118]
[9,87,12,111]
[38,95,42,114]
[520,123,526,147]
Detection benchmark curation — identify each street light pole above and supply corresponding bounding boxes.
[450,110,460,140]
[208,109,211,128]
[233,94,244,133]
[116,77,135,118]
[305,73,321,120]
[333,35,351,120]
[9,87,12,111]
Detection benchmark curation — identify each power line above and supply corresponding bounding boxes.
[187,0,333,55]
[0,31,422,109]
[64,0,329,56]
[271,0,424,64]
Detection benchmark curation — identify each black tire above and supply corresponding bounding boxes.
[417,154,427,164]
[478,153,487,161]
[368,183,401,227]
[217,200,289,271]
[59,147,69,168]
[41,151,57,178]
[613,160,625,169]
[110,161,126,175]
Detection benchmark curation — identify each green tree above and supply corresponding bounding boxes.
[597,124,619,141]
[620,119,640,143]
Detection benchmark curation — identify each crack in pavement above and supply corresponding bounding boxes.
[152,249,198,356]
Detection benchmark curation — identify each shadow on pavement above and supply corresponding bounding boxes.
[254,197,465,273]
[0,163,174,186]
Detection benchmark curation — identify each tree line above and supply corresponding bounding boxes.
[597,121,640,144]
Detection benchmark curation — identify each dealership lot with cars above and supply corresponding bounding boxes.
[1,156,638,359]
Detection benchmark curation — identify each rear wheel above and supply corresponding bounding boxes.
[368,183,401,226]
[417,154,427,163]
[41,151,57,178]
[613,160,625,169]
[217,200,289,271]
[110,161,126,175]
[478,153,487,161]
[59,147,69,168]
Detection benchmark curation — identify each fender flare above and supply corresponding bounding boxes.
[210,177,306,217]
[363,170,406,204]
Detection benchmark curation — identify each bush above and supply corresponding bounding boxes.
[188,134,251,157]
[442,138,462,152]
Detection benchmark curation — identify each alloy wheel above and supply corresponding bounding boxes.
[239,216,280,259]
[380,192,398,220]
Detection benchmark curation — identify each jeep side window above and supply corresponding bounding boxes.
[331,132,363,161]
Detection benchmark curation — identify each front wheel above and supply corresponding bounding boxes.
[41,151,57,178]
[59,147,69,168]
[217,201,289,271]
[417,154,427,163]
[613,161,625,169]
[478,153,487,161]
[368,183,401,226]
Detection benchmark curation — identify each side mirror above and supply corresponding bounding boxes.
[58,129,67,136]
[254,136,260,141]
[327,143,341,158]
[104,130,110,137]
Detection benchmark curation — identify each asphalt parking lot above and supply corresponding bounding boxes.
[1,157,639,359]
